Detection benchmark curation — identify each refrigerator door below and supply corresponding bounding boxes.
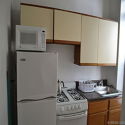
[18,98,56,125]
[17,52,58,101]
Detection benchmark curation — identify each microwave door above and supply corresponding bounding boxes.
[20,31,37,49]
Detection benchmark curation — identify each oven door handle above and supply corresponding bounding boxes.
[57,111,87,121]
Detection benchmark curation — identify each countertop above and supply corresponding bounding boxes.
[78,90,122,101]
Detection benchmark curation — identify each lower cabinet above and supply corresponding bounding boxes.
[87,97,122,125]
[88,111,107,125]
[107,97,122,125]
[108,108,121,125]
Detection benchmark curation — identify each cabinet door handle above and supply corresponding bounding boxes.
[20,58,26,61]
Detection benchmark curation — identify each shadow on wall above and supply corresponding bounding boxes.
[7,0,20,125]
[100,66,117,88]
[102,0,120,21]
[102,0,110,19]
[7,5,16,125]
[109,0,121,21]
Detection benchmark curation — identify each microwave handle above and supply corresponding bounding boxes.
[41,30,46,49]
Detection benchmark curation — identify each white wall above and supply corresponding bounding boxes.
[109,0,121,21]
[21,0,119,20]
[47,44,102,81]
[0,0,11,125]
[47,44,117,86]
[119,0,125,120]
[21,0,105,17]
[20,0,120,86]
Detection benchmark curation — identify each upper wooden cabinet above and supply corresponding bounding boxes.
[21,5,54,43]
[54,10,81,44]
[75,16,118,66]
[98,19,118,66]
[80,16,99,65]
[20,4,118,66]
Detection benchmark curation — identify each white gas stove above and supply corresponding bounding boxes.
[56,82,88,125]
[56,88,88,115]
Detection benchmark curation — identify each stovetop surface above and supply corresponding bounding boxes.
[56,88,88,115]
[57,89,86,103]
[67,89,85,101]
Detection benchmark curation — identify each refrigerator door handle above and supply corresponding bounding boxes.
[18,96,56,103]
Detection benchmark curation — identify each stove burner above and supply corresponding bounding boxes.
[74,96,81,100]
[67,89,85,101]
[59,98,64,102]
[57,92,69,103]
[68,89,75,93]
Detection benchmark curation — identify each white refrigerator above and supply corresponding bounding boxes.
[17,51,58,125]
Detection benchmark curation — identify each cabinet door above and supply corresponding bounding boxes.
[88,112,107,125]
[88,100,108,114]
[98,19,118,65]
[80,16,99,65]
[54,10,81,43]
[108,109,121,125]
[21,5,53,43]
[109,97,122,110]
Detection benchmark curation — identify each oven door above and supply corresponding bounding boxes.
[56,111,87,125]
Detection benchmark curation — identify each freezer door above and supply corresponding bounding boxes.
[18,98,56,125]
[17,52,58,101]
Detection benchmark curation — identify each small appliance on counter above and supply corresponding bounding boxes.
[78,80,97,92]
[56,81,88,125]
[16,25,46,51]
[77,80,122,98]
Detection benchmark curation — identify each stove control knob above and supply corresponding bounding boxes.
[61,106,65,112]
[78,104,80,109]
[75,104,78,109]
[80,104,83,109]
[74,105,76,109]
[71,105,74,110]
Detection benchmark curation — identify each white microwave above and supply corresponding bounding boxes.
[16,25,46,51]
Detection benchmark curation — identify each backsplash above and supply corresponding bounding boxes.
[47,44,117,87]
